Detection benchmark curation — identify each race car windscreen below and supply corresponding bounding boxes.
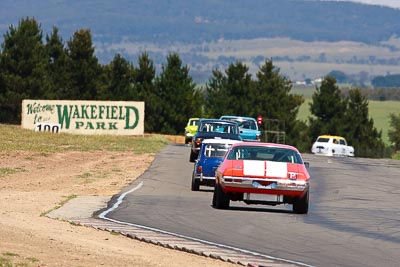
[237,120,257,130]
[200,123,237,134]
[203,143,232,158]
[227,146,303,164]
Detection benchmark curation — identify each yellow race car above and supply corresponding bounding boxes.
[184,118,200,144]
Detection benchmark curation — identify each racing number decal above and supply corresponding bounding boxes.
[35,123,61,133]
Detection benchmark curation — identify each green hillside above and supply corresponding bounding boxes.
[295,88,400,144]
[2,0,400,84]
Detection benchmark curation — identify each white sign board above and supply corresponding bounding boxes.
[22,100,144,135]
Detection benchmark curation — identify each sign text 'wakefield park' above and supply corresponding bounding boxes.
[22,100,144,135]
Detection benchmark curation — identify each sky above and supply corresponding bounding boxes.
[333,0,400,8]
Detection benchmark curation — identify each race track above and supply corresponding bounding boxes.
[106,144,400,267]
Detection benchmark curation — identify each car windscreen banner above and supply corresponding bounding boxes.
[21,100,144,135]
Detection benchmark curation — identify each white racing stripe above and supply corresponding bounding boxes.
[243,160,288,178]
[266,161,288,178]
[97,180,312,267]
[243,160,265,176]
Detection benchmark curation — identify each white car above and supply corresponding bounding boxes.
[311,135,354,157]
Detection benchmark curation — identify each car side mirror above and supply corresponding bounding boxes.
[304,162,310,168]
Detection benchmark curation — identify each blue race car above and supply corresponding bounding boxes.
[191,139,241,191]
[189,119,241,162]
[220,116,261,141]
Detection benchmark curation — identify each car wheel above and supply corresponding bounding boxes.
[215,183,230,209]
[293,191,309,214]
[212,186,217,207]
[191,172,200,191]
[189,150,196,162]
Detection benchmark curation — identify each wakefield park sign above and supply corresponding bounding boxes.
[21,100,144,135]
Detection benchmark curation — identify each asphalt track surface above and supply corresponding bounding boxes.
[106,144,400,267]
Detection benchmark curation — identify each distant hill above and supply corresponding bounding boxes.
[2,0,400,44]
[2,0,400,83]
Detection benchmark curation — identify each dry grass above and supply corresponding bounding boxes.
[0,124,169,154]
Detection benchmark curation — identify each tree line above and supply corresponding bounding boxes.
[1,18,399,158]
[328,70,400,91]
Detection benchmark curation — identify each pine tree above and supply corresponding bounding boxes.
[66,29,102,100]
[44,26,72,99]
[0,17,48,123]
[205,62,253,117]
[133,52,158,133]
[155,53,199,134]
[344,89,385,158]
[309,76,347,139]
[224,62,254,116]
[255,59,305,146]
[204,69,229,117]
[388,112,400,151]
[100,54,135,101]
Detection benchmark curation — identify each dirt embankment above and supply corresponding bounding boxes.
[0,146,236,267]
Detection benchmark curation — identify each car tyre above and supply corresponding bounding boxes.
[191,172,200,191]
[293,191,309,214]
[189,150,197,162]
[214,183,230,209]
[212,186,217,207]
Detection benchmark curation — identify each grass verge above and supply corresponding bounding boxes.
[0,252,39,267]
[0,124,170,154]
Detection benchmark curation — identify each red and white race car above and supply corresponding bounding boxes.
[212,142,310,214]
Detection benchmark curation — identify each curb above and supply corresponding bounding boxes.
[70,217,308,267]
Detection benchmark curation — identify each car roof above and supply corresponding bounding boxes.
[318,135,346,140]
[219,115,256,121]
[202,139,242,145]
[199,118,238,124]
[230,141,300,152]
